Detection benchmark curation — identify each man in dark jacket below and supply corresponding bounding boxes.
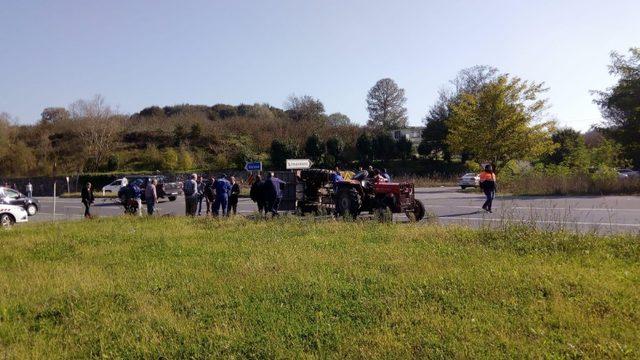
[81,182,95,218]
[264,172,285,216]
[203,176,216,216]
[227,176,240,215]
[213,174,232,216]
[249,175,265,215]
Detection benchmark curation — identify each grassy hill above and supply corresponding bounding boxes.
[0,217,638,358]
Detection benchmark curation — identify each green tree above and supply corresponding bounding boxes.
[162,148,179,170]
[270,140,297,169]
[326,137,345,162]
[545,128,584,165]
[446,75,555,168]
[356,133,374,162]
[420,66,498,161]
[327,113,351,127]
[373,133,397,161]
[177,147,194,170]
[594,48,640,166]
[284,95,325,122]
[173,125,187,146]
[304,134,325,163]
[396,136,413,160]
[366,78,408,130]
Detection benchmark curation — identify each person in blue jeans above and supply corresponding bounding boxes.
[264,172,285,217]
[213,174,232,216]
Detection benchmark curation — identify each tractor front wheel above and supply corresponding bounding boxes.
[336,188,361,219]
[406,199,426,222]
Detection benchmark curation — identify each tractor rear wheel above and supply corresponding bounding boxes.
[406,199,426,222]
[336,188,361,219]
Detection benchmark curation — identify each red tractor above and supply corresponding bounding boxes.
[334,178,426,221]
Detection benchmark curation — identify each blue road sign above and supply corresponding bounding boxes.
[245,161,263,171]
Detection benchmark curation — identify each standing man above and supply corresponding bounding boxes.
[227,176,240,215]
[183,173,198,216]
[203,176,216,216]
[264,172,285,217]
[381,168,392,182]
[479,165,497,213]
[250,175,265,215]
[131,179,143,217]
[196,175,205,216]
[81,182,95,218]
[26,181,33,198]
[213,174,232,216]
[145,178,158,215]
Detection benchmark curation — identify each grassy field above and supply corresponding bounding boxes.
[0,217,638,358]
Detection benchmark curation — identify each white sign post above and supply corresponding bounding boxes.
[286,159,313,170]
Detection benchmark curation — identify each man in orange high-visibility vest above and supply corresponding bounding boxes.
[479,165,497,213]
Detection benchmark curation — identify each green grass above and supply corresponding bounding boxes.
[0,217,638,358]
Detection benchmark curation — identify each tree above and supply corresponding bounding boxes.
[366,78,408,130]
[40,107,69,125]
[420,66,499,161]
[189,123,202,141]
[177,147,194,170]
[270,140,297,169]
[327,113,351,127]
[446,75,555,168]
[594,48,640,166]
[326,137,345,161]
[304,134,325,163]
[544,128,584,165]
[373,133,397,160]
[356,133,374,162]
[284,95,325,122]
[69,95,120,172]
[396,136,413,160]
[173,125,187,146]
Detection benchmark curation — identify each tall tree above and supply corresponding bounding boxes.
[420,66,498,161]
[326,137,345,161]
[69,95,121,172]
[327,112,351,127]
[356,133,374,162]
[594,48,640,166]
[284,95,325,122]
[446,75,555,168]
[270,140,297,169]
[366,78,408,130]
[304,134,325,163]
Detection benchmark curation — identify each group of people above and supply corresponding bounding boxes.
[78,164,497,218]
[182,173,242,217]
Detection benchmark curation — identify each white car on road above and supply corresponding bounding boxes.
[1,204,28,228]
[102,178,127,194]
[458,173,480,189]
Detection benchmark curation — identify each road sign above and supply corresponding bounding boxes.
[245,161,263,171]
[286,159,313,170]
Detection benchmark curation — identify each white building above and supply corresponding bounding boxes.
[390,127,424,147]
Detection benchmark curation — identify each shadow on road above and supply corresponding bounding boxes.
[439,210,484,217]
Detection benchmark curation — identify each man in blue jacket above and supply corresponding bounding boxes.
[265,172,285,217]
[213,174,232,216]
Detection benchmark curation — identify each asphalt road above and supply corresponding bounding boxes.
[30,187,640,234]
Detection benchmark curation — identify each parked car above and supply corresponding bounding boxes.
[0,204,29,227]
[121,175,183,202]
[102,178,127,194]
[0,187,40,216]
[458,173,480,189]
[617,169,639,179]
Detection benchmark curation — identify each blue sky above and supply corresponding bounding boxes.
[1,0,638,130]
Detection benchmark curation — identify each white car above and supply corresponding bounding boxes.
[102,178,127,194]
[1,204,28,228]
[458,173,480,189]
